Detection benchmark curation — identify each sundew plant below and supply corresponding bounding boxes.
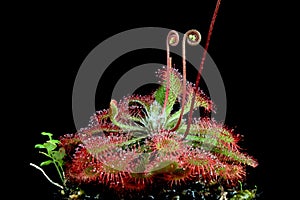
[58,30,258,187]
[30,0,260,199]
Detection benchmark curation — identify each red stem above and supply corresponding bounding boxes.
[183,0,222,139]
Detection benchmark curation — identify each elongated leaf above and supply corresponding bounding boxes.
[109,100,144,132]
[40,160,53,166]
[154,85,166,106]
[34,144,45,149]
[41,132,53,137]
[155,67,182,118]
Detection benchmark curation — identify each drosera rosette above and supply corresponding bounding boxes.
[54,28,258,198]
[30,0,261,198]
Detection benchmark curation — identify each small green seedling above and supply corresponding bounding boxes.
[30,132,66,189]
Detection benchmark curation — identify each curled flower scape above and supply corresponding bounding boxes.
[186,29,201,46]
[59,29,258,192]
[167,30,180,47]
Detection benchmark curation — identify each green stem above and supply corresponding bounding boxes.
[48,150,65,186]
[39,151,64,183]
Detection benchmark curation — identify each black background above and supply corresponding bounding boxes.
[5,1,288,199]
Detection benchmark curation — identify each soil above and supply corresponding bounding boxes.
[52,181,264,200]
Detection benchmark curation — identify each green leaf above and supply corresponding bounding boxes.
[109,100,144,132]
[155,67,182,118]
[154,85,165,106]
[128,98,151,115]
[40,160,53,166]
[34,144,45,149]
[41,132,53,137]
[118,136,147,147]
[43,141,57,151]
[53,148,66,161]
